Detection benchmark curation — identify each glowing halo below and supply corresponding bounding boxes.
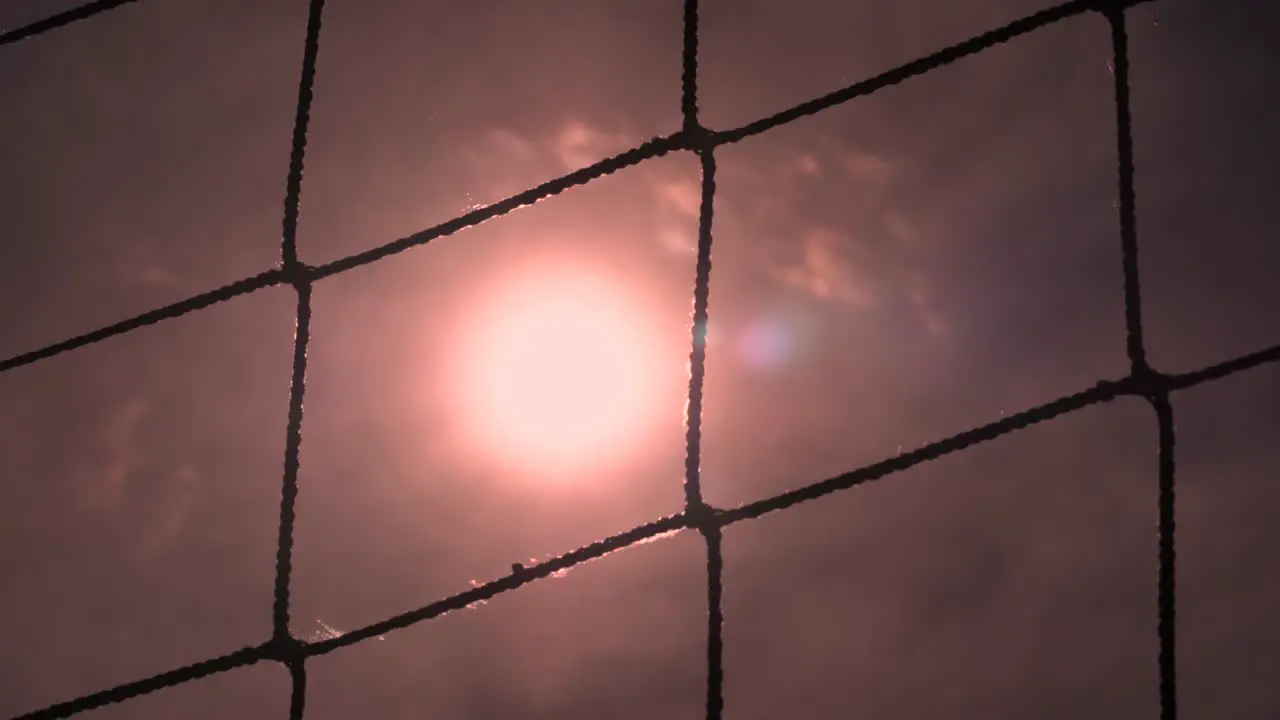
[443,256,671,482]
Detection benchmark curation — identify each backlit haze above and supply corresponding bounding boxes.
[2,0,1279,718]
[443,253,680,481]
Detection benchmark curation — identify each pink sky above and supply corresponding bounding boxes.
[2,0,1280,718]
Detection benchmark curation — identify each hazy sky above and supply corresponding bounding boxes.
[2,0,1279,718]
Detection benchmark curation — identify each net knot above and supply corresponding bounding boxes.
[280,260,314,289]
[265,634,308,666]
[1130,365,1170,402]
[680,123,717,155]
[1090,0,1137,17]
[685,500,722,534]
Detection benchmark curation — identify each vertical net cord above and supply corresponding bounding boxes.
[1153,393,1178,720]
[288,659,308,720]
[1106,6,1148,376]
[273,1,328,718]
[679,1,725,719]
[1105,6,1177,719]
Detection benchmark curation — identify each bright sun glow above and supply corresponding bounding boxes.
[447,259,670,481]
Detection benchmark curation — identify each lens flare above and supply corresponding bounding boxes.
[739,319,791,370]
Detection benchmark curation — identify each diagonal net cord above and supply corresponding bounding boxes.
[10,0,1278,717]
[0,0,139,47]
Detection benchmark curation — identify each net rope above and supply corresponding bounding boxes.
[5,0,1276,717]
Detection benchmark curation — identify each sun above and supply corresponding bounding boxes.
[445,258,672,481]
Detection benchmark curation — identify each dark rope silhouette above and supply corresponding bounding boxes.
[270,3,329,718]
[677,2,725,716]
[0,0,139,47]
[3,0,1266,718]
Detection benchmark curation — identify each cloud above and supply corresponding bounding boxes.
[466,119,632,175]
[72,400,198,560]
[794,152,823,178]
[883,209,921,249]
[459,117,710,258]
[457,118,642,204]
[838,146,896,186]
[656,228,696,256]
[652,178,701,220]
[114,259,180,291]
[650,177,702,257]
[773,227,877,310]
[907,272,948,340]
[487,128,537,162]
[551,119,632,171]
[710,141,949,339]
[78,397,150,510]
[132,464,198,561]
[451,118,946,340]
